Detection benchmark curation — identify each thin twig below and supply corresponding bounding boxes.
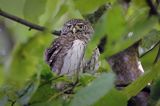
[7,83,33,106]
[18,83,33,98]
[8,99,16,106]
[140,41,160,58]
[48,83,80,102]
[39,75,63,87]
[0,9,61,36]
[48,87,73,102]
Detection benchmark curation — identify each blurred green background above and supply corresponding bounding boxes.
[0,0,160,106]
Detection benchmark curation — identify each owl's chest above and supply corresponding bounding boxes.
[68,40,85,55]
[60,40,85,75]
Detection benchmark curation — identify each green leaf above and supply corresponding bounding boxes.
[1,33,53,105]
[107,16,158,57]
[79,73,96,86]
[29,83,56,105]
[103,4,126,56]
[0,0,25,16]
[140,45,159,70]
[0,92,7,106]
[95,88,128,106]
[39,0,65,27]
[74,0,115,14]
[150,78,160,101]
[4,33,52,89]
[0,66,4,86]
[103,0,156,57]
[141,29,160,49]
[106,5,126,41]
[156,99,160,106]
[23,0,47,23]
[86,4,126,57]
[70,73,115,106]
[121,61,160,99]
[30,101,62,106]
[16,79,39,105]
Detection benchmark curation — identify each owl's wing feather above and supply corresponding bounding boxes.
[45,38,60,65]
[49,47,62,65]
[45,36,73,75]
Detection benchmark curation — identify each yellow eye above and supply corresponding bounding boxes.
[79,25,83,28]
[76,25,83,30]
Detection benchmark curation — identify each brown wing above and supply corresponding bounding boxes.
[45,35,73,74]
[45,38,61,65]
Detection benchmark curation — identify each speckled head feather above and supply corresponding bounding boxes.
[64,19,89,26]
[61,19,94,36]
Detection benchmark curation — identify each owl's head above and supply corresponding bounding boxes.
[61,19,94,37]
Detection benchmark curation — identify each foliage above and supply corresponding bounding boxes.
[0,0,160,106]
[71,73,115,106]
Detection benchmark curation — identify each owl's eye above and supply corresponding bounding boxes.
[77,24,84,30]
[79,25,83,29]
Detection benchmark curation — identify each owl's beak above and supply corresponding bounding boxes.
[72,27,76,33]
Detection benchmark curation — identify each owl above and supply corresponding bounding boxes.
[45,19,97,77]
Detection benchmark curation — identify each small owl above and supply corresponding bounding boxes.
[45,19,95,76]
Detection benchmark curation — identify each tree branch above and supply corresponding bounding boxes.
[0,9,61,36]
[0,3,110,36]
[84,4,110,24]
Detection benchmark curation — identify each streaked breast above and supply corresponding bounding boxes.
[60,40,85,76]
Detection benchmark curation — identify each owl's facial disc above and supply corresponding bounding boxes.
[74,23,84,34]
[61,19,93,36]
[66,22,84,34]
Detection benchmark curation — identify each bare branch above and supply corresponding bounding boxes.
[0,9,61,36]
[84,4,110,24]
[0,4,110,36]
